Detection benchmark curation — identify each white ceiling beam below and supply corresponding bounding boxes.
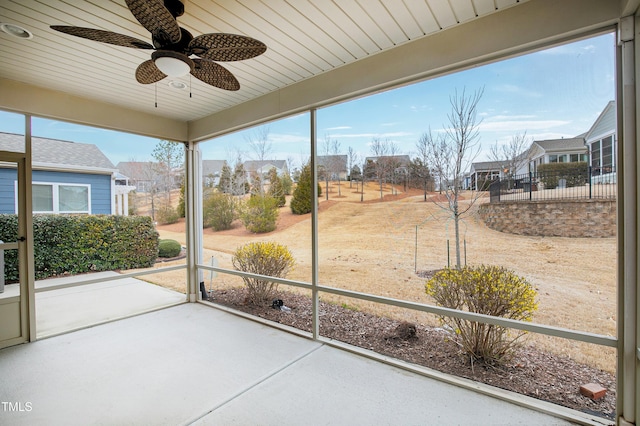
[0,78,188,142]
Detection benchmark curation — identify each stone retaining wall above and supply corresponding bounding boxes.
[477,199,616,238]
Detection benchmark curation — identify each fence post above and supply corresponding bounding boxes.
[588,166,592,199]
[529,171,533,201]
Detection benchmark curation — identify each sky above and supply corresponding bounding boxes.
[0,32,616,171]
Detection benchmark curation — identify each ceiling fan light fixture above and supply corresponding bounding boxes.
[0,23,33,39]
[152,50,193,77]
[168,80,187,90]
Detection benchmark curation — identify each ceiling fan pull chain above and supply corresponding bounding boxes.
[155,82,158,108]
[189,74,192,98]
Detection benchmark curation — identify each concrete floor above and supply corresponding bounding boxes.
[35,271,186,337]
[0,302,578,425]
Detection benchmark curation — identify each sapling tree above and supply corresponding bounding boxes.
[489,131,532,188]
[424,87,484,268]
[152,140,184,205]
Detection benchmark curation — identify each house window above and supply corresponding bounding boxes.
[549,154,558,163]
[33,184,53,211]
[591,135,614,173]
[591,142,601,169]
[31,182,90,213]
[602,136,613,170]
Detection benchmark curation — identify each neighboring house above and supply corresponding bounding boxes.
[364,155,411,174]
[469,161,503,190]
[0,132,131,215]
[202,160,227,187]
[115,161,159,193]
[243,160,288,178]
[317,155,348,180]
[584,100,616,179]
[527,137,588,173]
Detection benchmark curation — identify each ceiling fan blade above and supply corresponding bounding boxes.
[136,60,166,84]
[191,59,240,91]
[189,33,267,62]
[125,0,181,45]
[50,26,153,49]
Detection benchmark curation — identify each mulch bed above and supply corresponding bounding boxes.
[209,287,616,421]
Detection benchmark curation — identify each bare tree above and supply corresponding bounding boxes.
[152,140,184,205]
[347,146,359,189]
[387,140,401,195]
[246,126,272,195]
[414,133,434,201]
[369,137,391,199]
[425,87,484,268]
[246,126,272,162]
[489,131,532,186]
[321,135,341,200]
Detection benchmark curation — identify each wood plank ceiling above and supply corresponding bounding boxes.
[0,0,524,123]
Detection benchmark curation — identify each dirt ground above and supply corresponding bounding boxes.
[155,182,617,374]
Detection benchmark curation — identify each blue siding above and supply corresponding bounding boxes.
[0,168,112,214]
[0,168,17,214]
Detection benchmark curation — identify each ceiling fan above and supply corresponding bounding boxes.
[50,0,266,91]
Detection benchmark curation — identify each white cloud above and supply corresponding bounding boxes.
[493,84,542,98]
[269,133,309,144]
[331,131,413,139]
[479,120,570,132]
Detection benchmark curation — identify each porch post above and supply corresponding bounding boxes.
[185,141,203,302]
[618,15,638,426]
[310,108,319,339]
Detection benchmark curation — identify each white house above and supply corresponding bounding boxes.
[584,100,616,181]
[527,137,588,173]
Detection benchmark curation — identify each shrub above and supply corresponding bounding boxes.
[281,173,293,195]
[158,239,182,258]
[267,168,286,207]
[232,241,295,304]
[241,195,279,233]
[155,205,180,225]
[291,163,313,214]
[538,162,588,189]
[425,265,538,365]
[177,181,186,218]
[203,192,239,231]
[0,214,158,281]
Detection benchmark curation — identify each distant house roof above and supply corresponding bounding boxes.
[365,155,411,166]
[470,161,503,173]
[0,132,115,173]
[584,100,616,142]
[116,161,155,179]
[317,155,348,170]
[244,160,287,171]
[530,137,586,153]
[202,160,227,177]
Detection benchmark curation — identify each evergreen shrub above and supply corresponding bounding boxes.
[203,192,239,231]
[158,239,182,258]
[0,214,158,281]
[241,195,279,233]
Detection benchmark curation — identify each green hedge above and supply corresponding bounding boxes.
[0,214,159,281]
[158,239,182,258]
[538,162,588,189]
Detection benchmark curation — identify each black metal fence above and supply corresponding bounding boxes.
[488,167,616,203]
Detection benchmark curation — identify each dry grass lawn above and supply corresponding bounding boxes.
[152,181,617,373]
